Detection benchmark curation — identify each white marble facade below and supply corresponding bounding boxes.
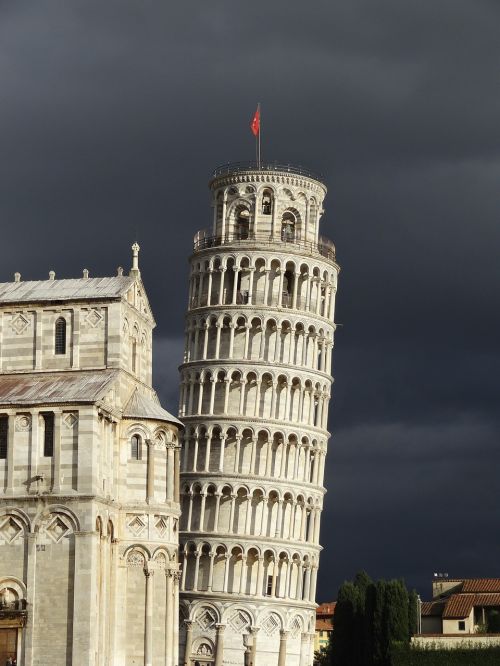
[0,245,182,666]
[178,164,339,666]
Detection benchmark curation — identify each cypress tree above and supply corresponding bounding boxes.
[331,581,360,666]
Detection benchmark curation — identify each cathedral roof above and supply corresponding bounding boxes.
[122,388,182,427]
[0,276,135,304]
[0,369,118,406]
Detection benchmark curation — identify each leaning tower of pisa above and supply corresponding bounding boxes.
[178,162,339,666]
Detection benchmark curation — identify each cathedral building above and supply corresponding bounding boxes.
[178,163,339,666]
[0,245,182,666]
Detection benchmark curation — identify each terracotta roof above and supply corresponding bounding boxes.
[0,276,134,304]
[0,370,118,406]
[421,601,445,617]
[462,579,500,593]
[316,602,336,616]
[123,388,183,426]
[443,593,500,619]
[443,594,475,619]
[316,619,333,631]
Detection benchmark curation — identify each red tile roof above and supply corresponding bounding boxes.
[421,601,445,617]
[316,602,336,616]
[461,579,500,593]
[443,593,500,619]
[443,594,474,619]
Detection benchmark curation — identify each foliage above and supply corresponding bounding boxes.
[331,572,416,666]
[391,643,500,665]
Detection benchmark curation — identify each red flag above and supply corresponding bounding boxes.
[250,106,260,136]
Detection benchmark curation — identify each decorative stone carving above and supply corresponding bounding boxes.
[45,515,71,543]
[11,313,30,335]
[127,515,147,537]
[0,517,23,544]
[15,414,31,432]
[63,412,78,429]
[127,551,146,567]
[84,308,103,328]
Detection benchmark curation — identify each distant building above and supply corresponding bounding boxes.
[416,577,500,649]
[314,602,335,654]
[0,245,182,666]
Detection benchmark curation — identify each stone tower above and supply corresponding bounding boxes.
[178,163,339,666]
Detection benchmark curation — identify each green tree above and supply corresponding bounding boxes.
[331,581,361,666]
[408,590,419,637]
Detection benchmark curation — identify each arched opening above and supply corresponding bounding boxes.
[236,209,250,240]
[262,189,273,215]
[130,434,142,460]
[281,212,296,242]
[55,317,66,355]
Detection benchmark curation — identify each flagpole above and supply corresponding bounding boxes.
[258,102,261,169]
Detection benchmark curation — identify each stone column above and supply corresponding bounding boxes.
[173,572,180,666]
[23,533,37,666]
[192,435,199,472]
[229,322,236,358]
[209,377,216,414]
[214,493,221,531]
[278,268,285,306]
[215,624,226,666]
[187,379,195,414]
[145,570,154,666]
[193,550,201,592]
[250,627,259,666]
[5,413,15,494]
[244,324,251,358]
[184,620,193,666]
[223,554,230,592]
[255,556,264,596]
[207,269,213,306]
[167,444,175,501]
[215,321,222,358]
[197,380,204,414]
[234,436,241,473]
[274,325,282,362]
[292,271,299,309]
[278,630,289,666]
[254,379,261,417]
[228,493,237,531]
[239,379,247,414]
[197,271,205,307]
[218,435,226,472]
[263,269,269,306]
[232,266,240,304]
[299,632,309,666]
[186,492,194,531]
[207,551,215,591]
[174,445,180,502]
[204,433,212,471]
[218,268,226,305]
[203,322,210,359]
[146,439,155,503]
[52,409,62,493]
[247,268,255,304]
[223,378,231,414]
[199,492,207,532]
[165,570,174,666]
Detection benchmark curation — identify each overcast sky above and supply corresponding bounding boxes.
[1,0,499,599]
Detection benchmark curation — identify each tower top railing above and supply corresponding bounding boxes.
[211,161,323,183]
[193,230,336,263]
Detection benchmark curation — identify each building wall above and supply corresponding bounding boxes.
[0,269,181,666]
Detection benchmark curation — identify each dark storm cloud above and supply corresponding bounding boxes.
[1,0,499,599]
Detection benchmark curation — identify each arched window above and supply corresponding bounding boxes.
[281,213,296,242]
[132,339,138,373]
[55,317,66,355]
[262,190,272,215]
[236,209,250,240]
[131,434,142,460]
